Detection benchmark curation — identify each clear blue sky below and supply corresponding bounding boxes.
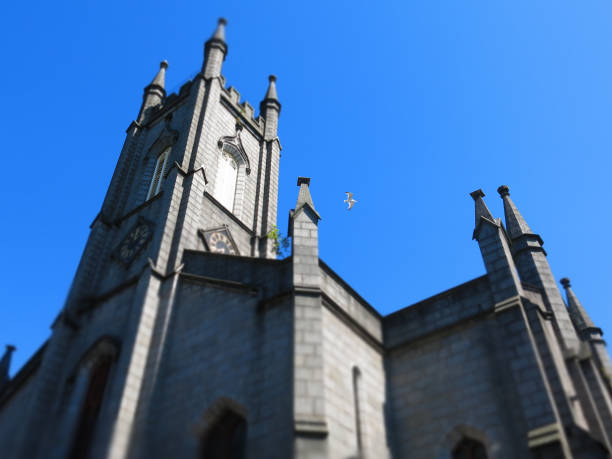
[2,1,611,375]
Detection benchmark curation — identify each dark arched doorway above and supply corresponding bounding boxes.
[200,409,247,459]
[452,437,488,459]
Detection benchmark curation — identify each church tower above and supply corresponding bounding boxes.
[5,19,286,459]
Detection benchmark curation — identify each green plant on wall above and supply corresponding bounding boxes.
[266,225,291,257]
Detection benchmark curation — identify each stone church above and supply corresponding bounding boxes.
[1,18,611,459]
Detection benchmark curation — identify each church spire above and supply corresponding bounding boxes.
[260,75,281,140]
[497,185,534,239]
[0,345,16,392]
[203,18,228,79]
[137,60,168,123]
[560,278,600,336]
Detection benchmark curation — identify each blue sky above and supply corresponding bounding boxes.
[2,1,612,375]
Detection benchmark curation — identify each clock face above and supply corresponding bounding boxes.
[117,222,152,264]
[207,231,237,255]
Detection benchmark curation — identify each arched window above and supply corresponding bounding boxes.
[452,437,488,459]
[215,150,238,211]
[201,409,247,459]
[146,147,170,200]
[68,354,113,459]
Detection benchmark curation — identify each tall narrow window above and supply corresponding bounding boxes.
[146,147,170,200]
[216,150,238,211]
[352,366,363,455]
[69,355,113,459]
[452,437,488,459]
[201,410,247,459]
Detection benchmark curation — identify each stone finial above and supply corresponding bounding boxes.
[560,277,571,288]
[497,185,510,197]
[160,60,169,70]
[297,176,310,186]
[264,75,279,101]
[470,189,485,201]
[212,17,227,41]
[470,189,494,226]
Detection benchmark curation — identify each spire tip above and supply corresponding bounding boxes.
[470,189,485,201]
[218,17,227,26]
[497,185,510,197]
[297,177,311,186]
[269,74,277,83]
[560,277,571,288]
[160,60,168,69]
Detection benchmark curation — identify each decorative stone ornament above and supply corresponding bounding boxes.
[217,122,251,175]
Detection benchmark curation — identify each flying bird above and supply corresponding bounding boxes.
[344,192,357,210]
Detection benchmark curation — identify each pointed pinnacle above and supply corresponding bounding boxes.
[264,75,278,101]
[295,177,321,219]
[497,185,533,239]
[560,278,597,331]
[212,17,227,41]
[470,189,494,226]
[149,60,168,89]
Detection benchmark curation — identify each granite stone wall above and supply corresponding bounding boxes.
[140,278,294,459]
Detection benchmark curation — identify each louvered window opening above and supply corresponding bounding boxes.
[147,148,170,200]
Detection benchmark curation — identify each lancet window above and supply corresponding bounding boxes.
[146,147,170,200]
[68,338,118,459]
[216,148,239,211]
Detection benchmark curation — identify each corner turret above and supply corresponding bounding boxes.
[260,75,281,140]
[203,18,228,79]
[137,60,168,123]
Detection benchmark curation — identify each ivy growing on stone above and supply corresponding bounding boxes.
[266,225,290,257]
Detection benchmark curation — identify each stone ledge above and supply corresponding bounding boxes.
[294,418,328,438]
[494,295,522,314]
[527,422,563,448]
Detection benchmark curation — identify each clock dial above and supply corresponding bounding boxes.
[116,222,152,264]
[205,230,237,255]
[208,232,232,254]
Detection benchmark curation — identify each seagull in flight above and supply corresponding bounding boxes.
[344,192,357,210]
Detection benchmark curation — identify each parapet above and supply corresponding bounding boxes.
[220,81,265,133]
